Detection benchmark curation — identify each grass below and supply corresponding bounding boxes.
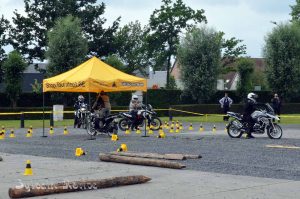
[0,114,299,128]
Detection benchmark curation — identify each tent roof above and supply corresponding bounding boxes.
[43,56,147,93]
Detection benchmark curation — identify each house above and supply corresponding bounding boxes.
[0,63,46,93]
[171,58,266,91]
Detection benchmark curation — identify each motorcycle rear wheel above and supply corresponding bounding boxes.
[227,120,243,138]
[267,124,282,139]
[149,117,162,131]
[118,118,130,131]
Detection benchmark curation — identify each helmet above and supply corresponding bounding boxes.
[132,95,138,101]
[247,92,257,102]
[78,95,84,102]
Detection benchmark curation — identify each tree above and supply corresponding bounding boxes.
[236,58,254,98]
[114,21,151,75]
[178,27,222,103]
[290,0,300,21]
[263,22,300,101]
[10,0,119,63]
[104,54,125,72]
[46,15,88,76]
[0,15,10,83]
[2,51,27,108]
[149,0,207,88]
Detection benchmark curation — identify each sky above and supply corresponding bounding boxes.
[0,0,296,58]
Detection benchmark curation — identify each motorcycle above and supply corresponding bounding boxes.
[226,103,282,139]
[85,111,119,137]
[74,103,88,128]
[118,104,162,131]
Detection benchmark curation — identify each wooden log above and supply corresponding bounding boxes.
[109,152,186,160]
[182,154,202,159]
[100,154,186,169]
[9,175,151,198]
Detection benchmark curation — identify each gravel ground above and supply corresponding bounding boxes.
[0,123,299,181]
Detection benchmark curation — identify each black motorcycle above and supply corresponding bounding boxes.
[226,103,282,139]
[85,111,118,137]
[74,103,88,128]
[118,104,162,131]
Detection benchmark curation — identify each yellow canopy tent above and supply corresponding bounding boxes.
[43,56,147,93]
[41,56,147,137]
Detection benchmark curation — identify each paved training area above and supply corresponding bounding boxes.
[0,122,299,198]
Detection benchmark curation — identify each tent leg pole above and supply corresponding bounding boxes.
[42,92,47,137]
[142,91,149,137]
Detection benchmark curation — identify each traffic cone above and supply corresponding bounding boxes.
[146,125,150,131]
[157,131,166,138]
[24,160,33,176]
[188,123,193,130]
[212,125,217,132]
[9,129,15,138]
[199,123,204,132]
[169,126,174,133]
[49,126,54,135]
[175,126,180,133]
[171,121,175,128]
[163,121,167,129]
[125,125,131,135]
[158,126,164,134]
[75,148,85,156]
[1,126,5,134]
[148,126,153,135]
[179,123,183,130]
[117,143,128,152]
[136,126,141,134]
[63,126,69,135]
[111,134,119,141]
[29,126,33,134]
[165,122,169,130]
[176,120,179,128]
[0,132,4,140]
[26,129,32,138]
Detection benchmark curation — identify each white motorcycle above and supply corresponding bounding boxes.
[227,103,282,139]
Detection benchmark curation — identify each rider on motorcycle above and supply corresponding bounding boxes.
[129,95,142,127]
[243,92,264,139]
[74,95,85,128]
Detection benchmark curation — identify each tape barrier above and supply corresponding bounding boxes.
[0,108,299,118]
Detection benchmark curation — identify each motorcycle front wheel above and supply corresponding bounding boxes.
[118,118,130,131]
[227,120,243,138]
[149,117,162,131]
[85,115,97,136]
[267,124,282,139]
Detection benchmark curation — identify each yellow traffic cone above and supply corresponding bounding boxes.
[179,123,183,130]
[165,122,169,130]
[212,125,217,132]
[125,126,131,135]
[136,126,141,134]
[188,123,193,130]
[63,126,69,135]
[49,126,54,135]
[158,126,164,134]
[157,131,166,138]
[117,143,128,152]
[26,129,32,138]
[0,132,4,140]
[199,123,204,132]
[29,126,33,134]
[175,126,180,133]
[163,121,167,129]
[24,160,33,176]
[148,126,153,135]
[1,126,5,134]
[171,121,175,128]
[111,134,119,141]
[176,121,179,128]
[146,125,150,131]
[9,129,15,138]
[169,126,174,133]
[75,148,85,156]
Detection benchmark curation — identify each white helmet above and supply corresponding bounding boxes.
[132,95,138,100]
[247,92,257,102]
[78,95,84,102]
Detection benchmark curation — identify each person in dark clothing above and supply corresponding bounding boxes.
[271,93,281,116]
[242,92,259,139]
[74,95,86,128]
[219,93,233,121]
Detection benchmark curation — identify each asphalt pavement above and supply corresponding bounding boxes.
[0,122,299,181]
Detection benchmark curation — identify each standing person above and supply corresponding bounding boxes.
[271,93,282,117]
[219,92,233,121]
[129,95,142,128]
[74,95,85,128]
